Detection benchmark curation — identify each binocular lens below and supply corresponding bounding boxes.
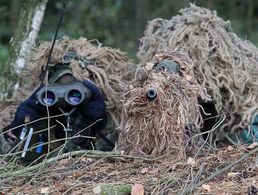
[68,89,82,105]
[42,91,55,106]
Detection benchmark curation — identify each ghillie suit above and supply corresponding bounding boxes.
[28,37,134,127]
[0,37,135,153]
[136,4,258,145]
[118,51,210,156]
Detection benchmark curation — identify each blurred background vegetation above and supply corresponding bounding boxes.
[0,0,258,99]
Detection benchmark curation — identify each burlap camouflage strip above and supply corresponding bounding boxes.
[137,4,258,142]
[118,51,210,156]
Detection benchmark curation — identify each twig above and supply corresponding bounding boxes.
[185,146,258,193]
[0,113,66,135]
[0,149,169,179]
[63,182,85,195]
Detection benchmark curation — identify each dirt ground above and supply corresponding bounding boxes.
[1,145,258,194]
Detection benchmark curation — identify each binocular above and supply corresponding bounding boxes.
[36,82,91,107]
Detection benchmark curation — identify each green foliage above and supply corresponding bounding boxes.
[39,0,138,60]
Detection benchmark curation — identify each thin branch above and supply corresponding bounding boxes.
[185,145,258,193]
[0,149,176,179]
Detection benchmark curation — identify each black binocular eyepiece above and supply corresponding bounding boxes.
[146,88,157,101]
[36,82,91,107]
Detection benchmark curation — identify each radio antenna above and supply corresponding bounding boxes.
[40,1,66,85]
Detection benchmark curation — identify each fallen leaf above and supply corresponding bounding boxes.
[247,142,258,150]
[131,183,144,195]
[227,145,234,151]
[202,184,211,192]
[152,177,158,182]
[227,172,239,177]
[92,185,101,194]
[140,167,149,174]
[187,157,195,166]
[40,187,49,194]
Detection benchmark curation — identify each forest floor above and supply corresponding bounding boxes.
[1,145,258,194]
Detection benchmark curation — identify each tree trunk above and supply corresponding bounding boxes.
[134,0,150,38]
[9,0,20,35]
[246,0,254,36]
[8,0,48,96]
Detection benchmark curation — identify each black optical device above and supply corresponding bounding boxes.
[36,82,91,107]
[146,88,157,101]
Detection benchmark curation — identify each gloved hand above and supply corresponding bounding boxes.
[81,80,108,132]
[9,85,45,137]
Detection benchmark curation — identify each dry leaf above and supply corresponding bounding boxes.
[227,172,239,177]
[202,184,211,192]
[247,142,258,150]
[40,187,50,194]
[131,183,144,195]
[227,145,234,151]
[187,157,195,166]
[92,185,101,194]
[140,167,149,174]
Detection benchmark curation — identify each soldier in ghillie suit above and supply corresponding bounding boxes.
[118,51,209,157]
[118,5,258,156]
[0,37,135,163]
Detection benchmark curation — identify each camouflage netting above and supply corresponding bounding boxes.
[118,51,210,156]
[137,4,258,142]
[0,37,135,152]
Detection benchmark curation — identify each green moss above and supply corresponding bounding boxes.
[101,184,131,195]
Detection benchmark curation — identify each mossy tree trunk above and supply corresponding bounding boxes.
[7,0,48,97]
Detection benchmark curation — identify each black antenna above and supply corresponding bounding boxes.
[40,1,66,85]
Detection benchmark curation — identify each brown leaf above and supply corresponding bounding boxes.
[227,172,239,177]
[227,145,234,151]
[92,185,101,194]
[140,167,149,174]
[202,184,211,192]
[187,157,195,166]
[40,187,50,194]
[131,183,144,195]
[247,142,258,150]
